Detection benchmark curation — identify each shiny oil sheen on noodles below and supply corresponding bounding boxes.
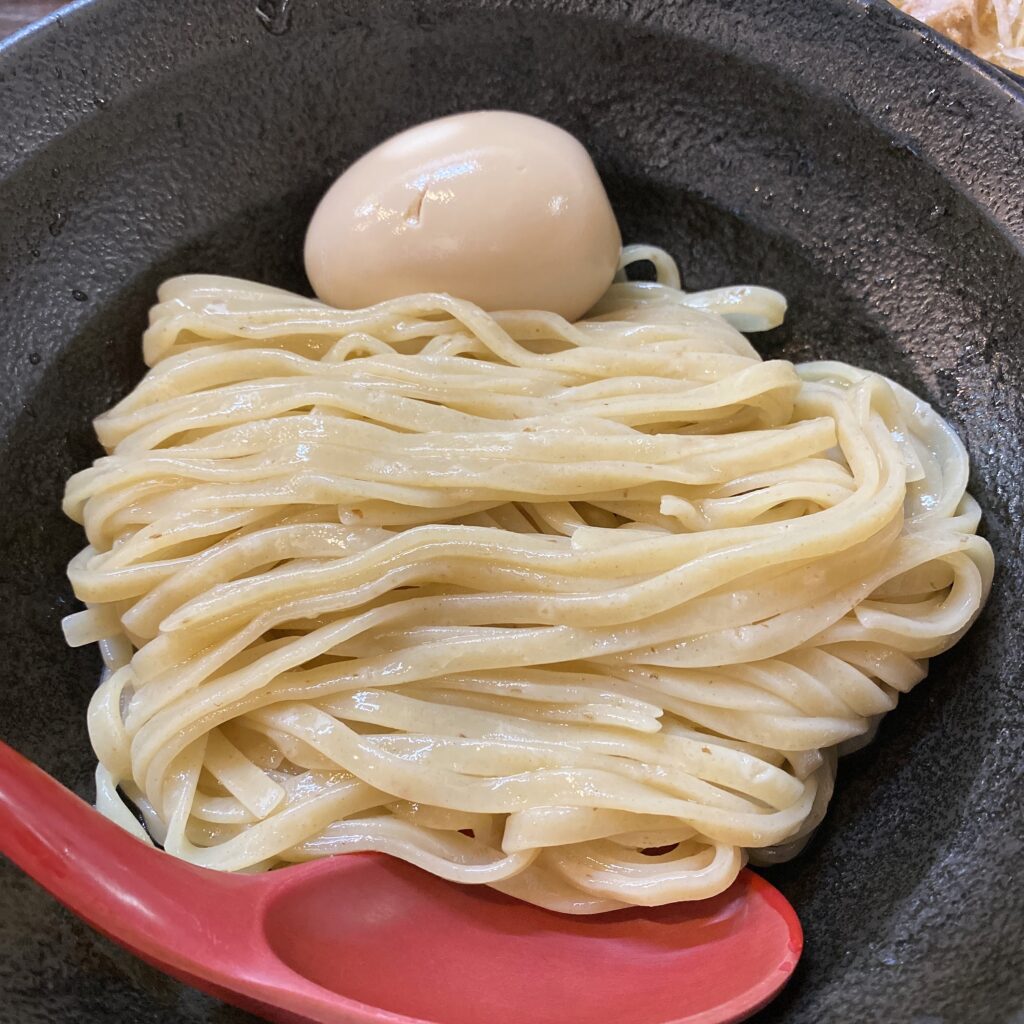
[62,247,992,913]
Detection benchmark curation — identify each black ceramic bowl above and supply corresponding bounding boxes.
[1,2,1022,1022]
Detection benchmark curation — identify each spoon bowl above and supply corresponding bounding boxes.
[0,740,801,1024]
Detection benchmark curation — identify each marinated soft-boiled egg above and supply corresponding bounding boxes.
[304,111,621,321]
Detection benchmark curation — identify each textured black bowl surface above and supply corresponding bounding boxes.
[1,2,1022,1023]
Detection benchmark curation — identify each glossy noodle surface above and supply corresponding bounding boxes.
[62,248,992,913]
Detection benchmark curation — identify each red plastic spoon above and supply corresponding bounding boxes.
[0,740,801,1024]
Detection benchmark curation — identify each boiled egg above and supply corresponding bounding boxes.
[304,111,621,322]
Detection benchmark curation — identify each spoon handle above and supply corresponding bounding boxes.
[0,740,408,1024]
[0,741,246,956]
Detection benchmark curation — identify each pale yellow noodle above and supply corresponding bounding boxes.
[63,246,992,913]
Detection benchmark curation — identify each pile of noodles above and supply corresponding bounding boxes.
[62,246,992,912]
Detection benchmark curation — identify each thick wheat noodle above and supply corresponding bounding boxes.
[62,245,993,913]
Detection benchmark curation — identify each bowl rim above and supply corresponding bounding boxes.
[3,0,1024,101]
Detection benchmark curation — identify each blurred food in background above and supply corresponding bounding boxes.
[893,0,1023,72]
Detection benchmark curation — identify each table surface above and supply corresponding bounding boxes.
[1,0,64,42]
